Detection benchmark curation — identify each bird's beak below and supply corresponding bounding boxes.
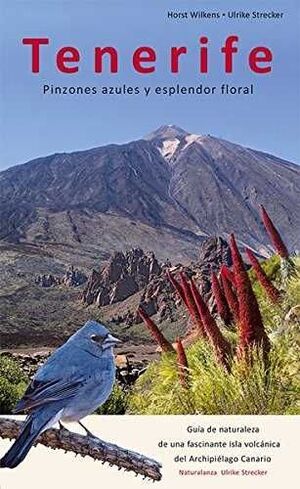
[103,334,121,348]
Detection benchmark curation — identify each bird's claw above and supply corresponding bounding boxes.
[78,420,97,439]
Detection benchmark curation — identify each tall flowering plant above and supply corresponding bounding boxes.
[211,272,232,326]
[245,248,281,303]
[220,271,239,322]
[260,205,289,259]
[175,338,190,388]
[230,234,270,364]
[187,274,232,370]
[138,307,175,353]
[167,270,207,338]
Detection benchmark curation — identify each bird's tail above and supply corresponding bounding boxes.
[0,415,49,469]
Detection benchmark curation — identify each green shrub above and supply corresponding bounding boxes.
[0,356,27,384]
[128,336,300,415]
[285,257,300,306]
[96,384,129,415]
[260,255,281,280]
[0,356,27,414]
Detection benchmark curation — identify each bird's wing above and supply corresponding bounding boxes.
[14,375,86,413]
[14,342,108,413]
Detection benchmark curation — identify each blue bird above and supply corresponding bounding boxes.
[0,320,120,469]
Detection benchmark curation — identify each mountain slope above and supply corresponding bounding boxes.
[0,125,299,263]
[159,132,300,255]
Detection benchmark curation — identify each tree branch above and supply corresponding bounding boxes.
[0,418,162,481]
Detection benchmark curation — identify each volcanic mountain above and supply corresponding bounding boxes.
[0,125,299,265]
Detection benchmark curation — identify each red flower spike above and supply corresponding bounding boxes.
[220,264,236,287]
[260,205,289,259]
[138,307,175,353]
[229,234,270,362]
[211,272,232,326]
[179,272,203,323]
[220,274,240,323]
[167,270,207,339]
[167,270,187,306]
[245,248,281,304]
[188,275,232,370]
[176,338,189,388]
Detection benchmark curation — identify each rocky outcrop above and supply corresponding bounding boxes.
[198,236,232,270]
[82,248,163,307]
[35,266,87,288]
[192,236,232,302]
[137,237,232,326]
[83,238,232,330]
[35,274,58,288]
[138,273,178,322]
[62,266,87,287]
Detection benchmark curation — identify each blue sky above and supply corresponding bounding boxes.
[0,0,299,169]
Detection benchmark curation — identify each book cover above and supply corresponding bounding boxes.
[0,0,299,487]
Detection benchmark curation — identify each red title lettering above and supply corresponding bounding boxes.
[22,36,273,75]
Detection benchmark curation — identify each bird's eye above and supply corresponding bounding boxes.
[90,334,103,343]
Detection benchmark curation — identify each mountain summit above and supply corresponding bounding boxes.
[144,124,191,141]
[0,127,299,264]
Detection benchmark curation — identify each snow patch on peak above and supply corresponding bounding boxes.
[181,134,205,151]
[185,134,202,145]
[159,138,180,160]
[158,133,208,161]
